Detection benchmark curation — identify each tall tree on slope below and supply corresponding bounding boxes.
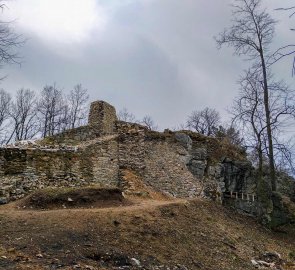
[215,0,278,191]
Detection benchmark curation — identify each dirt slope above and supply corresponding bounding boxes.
[0,196,294,270]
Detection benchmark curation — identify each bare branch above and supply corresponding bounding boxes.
[118,108,136,123]
[140,115,158,131]
[186,107,220,136]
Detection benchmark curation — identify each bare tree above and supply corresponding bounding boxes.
[0,88,10,126]
[273,136,295,175]
[232,69,295,181]
[269,6,295,75]
[275,6,295,19]
[216,0,278,191]
[186,107,220,136]
[213,125,244,146]
[0,1,24,73]
[38,84,64,138]
[55,98,71,134]
[232,71,267,178]
[141,115,158,131]
[0,88,11,143]
[9,88,38,141]
[118,107,136,123]
[68,84,89,129]
[231,70,275,215]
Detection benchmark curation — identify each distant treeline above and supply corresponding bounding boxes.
[0,84,89,144]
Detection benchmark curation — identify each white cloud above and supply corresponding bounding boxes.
[7,0,107,44]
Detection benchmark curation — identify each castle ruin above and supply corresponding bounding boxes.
[0,101,293,220]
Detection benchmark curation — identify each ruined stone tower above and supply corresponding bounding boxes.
[88,100,117,134]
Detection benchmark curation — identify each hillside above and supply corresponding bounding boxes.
[0,191,294,270]
[0,100,294,270]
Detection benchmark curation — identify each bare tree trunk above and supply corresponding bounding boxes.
[260,53,277,191]
[68,84,89,129]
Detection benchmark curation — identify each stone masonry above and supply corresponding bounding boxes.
[0,100,293,216]
[88,101,117,134]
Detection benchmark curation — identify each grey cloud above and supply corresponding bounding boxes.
[1,0,295,129]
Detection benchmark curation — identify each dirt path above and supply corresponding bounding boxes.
[0,197,187,217]
[0,197,294,270]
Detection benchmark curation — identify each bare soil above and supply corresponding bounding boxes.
[18,187,128,210]
[0,190,294,270]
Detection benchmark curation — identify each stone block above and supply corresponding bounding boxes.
[0,197,8,204]
[175,133,192,150]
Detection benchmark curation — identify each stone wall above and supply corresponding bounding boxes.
[81,135,119,187]
[0,99,293,222]
[42,126,99,144]
[0,135,119,203]
[116,121,147,175]
[115,125,203,198]
[115,128,254,199]
[144,139,202,198]
[0,99,122,203]
[88,101,117,134]
[170,132,257,199]
[0,122,257,204]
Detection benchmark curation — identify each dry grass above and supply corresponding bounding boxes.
[0,194,294,269]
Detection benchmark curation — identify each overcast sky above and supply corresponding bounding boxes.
[1,0,295,130]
